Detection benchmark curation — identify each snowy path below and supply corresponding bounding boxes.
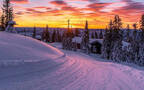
[1,49,144,90]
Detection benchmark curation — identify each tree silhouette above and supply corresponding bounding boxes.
[32,26,36,38]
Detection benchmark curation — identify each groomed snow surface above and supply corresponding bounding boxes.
[0,32,144,90]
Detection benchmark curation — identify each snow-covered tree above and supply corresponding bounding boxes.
[81,20,90,54]
[1,0,13,30]
[101,27,113,59]
[42,25,50,42]
[127,23,139,63]
[132,23,138,40]
[62,20,73,50]
[138,14,144,65]
[111,15,123,62]
[0,14,5,31]
[125,24,131,42]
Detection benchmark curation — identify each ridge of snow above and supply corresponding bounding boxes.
[0,32,64,66]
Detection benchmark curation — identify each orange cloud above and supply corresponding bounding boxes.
[11,0,29,4]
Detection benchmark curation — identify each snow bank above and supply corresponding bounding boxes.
[0,32,64,66]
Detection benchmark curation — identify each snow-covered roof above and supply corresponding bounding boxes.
[36,35,41,39]
[72,37,103,44]
[90,39,103,44]
[72,37,82,43]
[0,32,64,65]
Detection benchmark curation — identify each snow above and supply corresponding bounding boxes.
[72,37,82,43]
[0,33,144,90]
[35,35,42,40]
[0,32,63,66]
[122,41,130,47]
[90,39,103,44]
[72,37,103,44]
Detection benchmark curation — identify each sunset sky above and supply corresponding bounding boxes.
[0,0,144,29]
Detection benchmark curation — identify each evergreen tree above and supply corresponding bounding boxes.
[45,25,50,42]
[57,30,62,42]
[99,30,103,39]
[24,28,26,36]
[95,31,98,39]
[1,0,14,30]
[91,32,95,39]
[128,23,139,63]
[81,20,90,54]
[132,23,137,41]
[41,29,45,41]
[111,15,123,62]
[52,30,56,42]
[32,26,36,38]
[125,24,131,42]
[0,14,5,31]
[75,28,80,36]
[62,20,73,50]
[102,21,113,59]
[138,14,144,65]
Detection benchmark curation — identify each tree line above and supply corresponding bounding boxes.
[102,15,144,66]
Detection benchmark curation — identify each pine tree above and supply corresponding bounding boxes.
[111,15,123,62]
[1,0,14,30]
[128,23,139,63]
[57,30,62,42]
[99,30,103,39]
[75,28,80,36]
[91,32,95,39]
[125,24,130,42]
[0,14,5,31]
[52,30,56,42]
[81,20,90,54]
[41,29,45,41]
[32,26,36,38]
[102,21,113,59]
[24,28,26,36]
[62,20,73,50]
[45,25,50,42]
[138,14,144,65]
[132,23,137,41]
[95,31,98,39]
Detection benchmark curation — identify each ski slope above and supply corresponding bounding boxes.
[0,32,144,90]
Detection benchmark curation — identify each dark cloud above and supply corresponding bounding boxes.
[50,0,67,6]
[87,3,110,11]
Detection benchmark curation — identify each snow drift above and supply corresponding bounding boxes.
[0,32,64,65]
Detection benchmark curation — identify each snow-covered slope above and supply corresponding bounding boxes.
[0,32,63,65]
[0,32,144,90]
